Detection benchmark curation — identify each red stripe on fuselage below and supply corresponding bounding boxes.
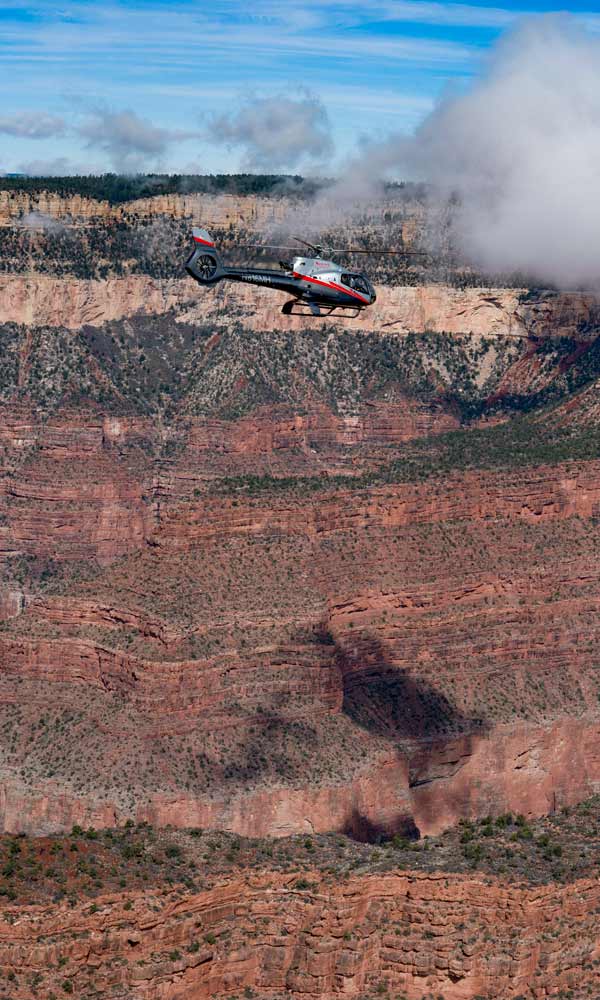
[193,236,216,247]
[292,272,369,304]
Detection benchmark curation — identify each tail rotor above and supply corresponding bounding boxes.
[185,227,224,285]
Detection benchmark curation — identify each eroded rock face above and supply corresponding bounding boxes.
[0,274,195,329]
[1,870,598,999]
[1,273,599,340]
[1,442,600,835]
[0,755,413,840]
[0,718,597,840]
[1,371,600,838]
[0,189,295,226]
[1,188,600,847]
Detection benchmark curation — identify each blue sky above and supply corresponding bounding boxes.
[1,0,600,174]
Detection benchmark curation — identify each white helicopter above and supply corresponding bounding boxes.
[185,227,423,317]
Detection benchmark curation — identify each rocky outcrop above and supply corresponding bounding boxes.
[0,753,413,840]
[0,713,597,840]
[156,460,600,547]
[0,274,196,329]
[408,720,600,835]
[0,629,340,725]
[0,409,155,563]
[179,401,460,466]
[0,468,150,564]
[1,869,598,999]
[0,588,24,619]
[1,272,598,339]
[178,282,533,339]
[3,417,600,557]
[0,189,296,226]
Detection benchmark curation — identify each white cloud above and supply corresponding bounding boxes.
[349,15,600,287]
[0,112,66,139]
[0,2,477,69]
[17,156,99,176]
[77,108,199,172]
[326,1,520,29]
[410,15,600,285]
[206,93,334,170]
[269,0,515,30]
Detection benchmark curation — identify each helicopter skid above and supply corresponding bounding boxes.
[282,300,362,319]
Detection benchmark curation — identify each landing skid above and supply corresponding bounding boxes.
[282,300,362,319]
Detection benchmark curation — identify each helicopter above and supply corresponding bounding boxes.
[185,227,423,317]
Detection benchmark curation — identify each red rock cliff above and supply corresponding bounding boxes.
[1,869,598,999]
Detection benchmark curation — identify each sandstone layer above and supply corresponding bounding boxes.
[1,868,598,1000]
[0,189,295,226]
[2,273,599,341]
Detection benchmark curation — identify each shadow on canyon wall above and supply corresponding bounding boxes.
[208,630,490,841]
[337,632,489,841]
[338,632,486,741]
[342,809,420,845]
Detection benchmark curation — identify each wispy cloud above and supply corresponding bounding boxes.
[0,10,478,69]
[78,107,198,171]
[2,1,598,173]
[0,111,65,138]
[206,92,333,169]
[16,155,102,176]
[375,1,521,28]
[0,101,200,173]
[254,0,519,29]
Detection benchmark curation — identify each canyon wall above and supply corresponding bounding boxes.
[2,444,600,836]
[1,869,598,999]
[1,272,599,340]
[0,189,293,226]
[0,188,600,845]
[3,183,600,1000]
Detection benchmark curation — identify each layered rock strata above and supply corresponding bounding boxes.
[2,444,600,835]
[1,187,600,845]
[1,870,598,999]
[1,274,599,340]
[0,189,297,226]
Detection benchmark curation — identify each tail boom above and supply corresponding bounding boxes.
[185,228,302,295]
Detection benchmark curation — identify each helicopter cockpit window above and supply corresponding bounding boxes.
[341,273,370,295]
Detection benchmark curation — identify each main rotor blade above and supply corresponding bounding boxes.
[236,244,307,252]
[292,236,320,252]
[291,234,425,255]
[320,247,426,255]
[232,240,426,256]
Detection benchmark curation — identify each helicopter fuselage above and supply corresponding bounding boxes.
[185,229,376,317]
